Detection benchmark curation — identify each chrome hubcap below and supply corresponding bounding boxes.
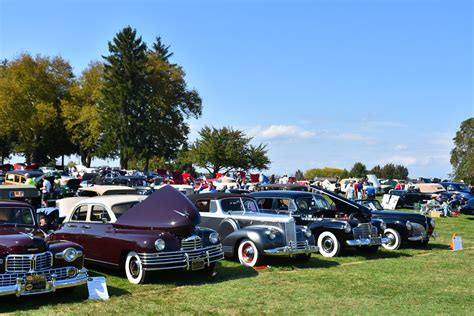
[323,237,334,252]
[242,244,255,262]
[130,258,140,277]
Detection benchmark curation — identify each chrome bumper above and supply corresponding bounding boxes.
[264,241,319,257]
[0,268,88,297]
[346,237,390,246]
[139,244,224,271]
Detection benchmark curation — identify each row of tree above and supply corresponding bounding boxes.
[0,26,271,175]
[303,162,409,180]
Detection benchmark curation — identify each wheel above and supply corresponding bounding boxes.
[237,239,260,267]
[295,254,311,263]
[317,231,341,257]
[125,251,148,284]
[382,228,401,250]
[421,239,429,246]
[196,262,217,277]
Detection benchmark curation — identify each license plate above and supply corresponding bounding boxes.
[24,275,47,291]
[370,237,382,245]
[9,191,24,198]
[191,259,205,270]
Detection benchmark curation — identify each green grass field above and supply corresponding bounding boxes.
[1,211,473,315]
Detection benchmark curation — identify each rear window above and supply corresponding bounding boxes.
[112,202,140,218]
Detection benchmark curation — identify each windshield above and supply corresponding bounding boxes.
[0,207,35,226]
[358,200,383,211]
[296,196,332,212]
[455,184,470,192]
[220,198,259,213]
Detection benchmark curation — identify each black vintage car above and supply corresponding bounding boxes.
[355,199,436,250]
[389,188,451,208]
[189,193,318,267]
[250,188,389,257]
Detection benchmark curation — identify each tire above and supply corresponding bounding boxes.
[125,251,148,284]
[317,231,341,257]
[382,228,401,250]
[237,239,260,267]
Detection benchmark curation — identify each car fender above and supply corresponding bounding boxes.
[222,226,285,258]
[307,220,348,240]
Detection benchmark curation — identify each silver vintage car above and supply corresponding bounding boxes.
[189,193,318,267]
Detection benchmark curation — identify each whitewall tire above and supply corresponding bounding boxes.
[317,231,341,257]
[125,251,147,284]
[237,239,260,267]
[382,228,401,250]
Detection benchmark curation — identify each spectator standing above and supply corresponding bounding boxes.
[395,181,402,190]
[41,176,51,207]
[365,185,376,200]
[24,173,36,186]
[346,181,355,201]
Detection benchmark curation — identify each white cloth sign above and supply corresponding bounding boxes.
[452,236,462,251]
[87,277,109,300]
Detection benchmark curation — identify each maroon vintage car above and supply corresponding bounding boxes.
[0,201,87,297]
[50,185,224,284]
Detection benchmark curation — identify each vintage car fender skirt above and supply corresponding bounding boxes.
[317,231,341,257]
[382,228,401,250]
[238,239,260,267]
[125,251,147,284]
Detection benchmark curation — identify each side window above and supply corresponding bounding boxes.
[19,176,26,184]
[447,185,455,191]
[277,199,291,211]
[196,200,210,212]
[90,205,110,222]
[257,198,273,210]
[71,205,88,221]
[15,175,21,183]
[209,200,218,213]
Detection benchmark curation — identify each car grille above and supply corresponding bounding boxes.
[0,267,70,287]
[284,220,297,246]
[6,252,53,273]
[181,235,202,251]
[353,223,371,239]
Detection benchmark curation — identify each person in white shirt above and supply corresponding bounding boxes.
[41,176,52,206]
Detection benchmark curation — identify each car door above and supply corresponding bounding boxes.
[60,204,88,245]
[80,203,115,264]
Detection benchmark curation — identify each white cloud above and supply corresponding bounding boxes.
[381,155,418,166]
[394,144,408,150]
[250,125,316,140]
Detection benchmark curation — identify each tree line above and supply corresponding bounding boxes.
[0,26,270,175]
[303,162,409,180]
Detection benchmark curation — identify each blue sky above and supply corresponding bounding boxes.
[1,0,472,178]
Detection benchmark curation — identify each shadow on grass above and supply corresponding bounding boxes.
[340,248,412,260]
[407,242,449,251]
[0,277,128,314]
[262,256,339,270]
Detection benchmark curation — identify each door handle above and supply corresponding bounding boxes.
[66,224,77,228]
[82,225,91,229]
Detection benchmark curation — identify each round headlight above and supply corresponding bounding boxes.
[66,267,78,277]
[209,232,219,244]
[406,221,412,230]
[155,238,166,251]
[63,248,78,262]
[303,227,312,238]
[430,218,436,227]
[344,222,351,233]
[266,229,277,240]
[380,221,387,231]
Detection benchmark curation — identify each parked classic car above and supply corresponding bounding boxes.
[355,199,436,250]
[189,193,318,267]
[4,170,43,186]
[250,188,389,257]
[388,186,450,208]
[50,186,224,284]
[460,198,474,215]
[440,182,474,202]
[0,200,87,296]
[0,185,41,209]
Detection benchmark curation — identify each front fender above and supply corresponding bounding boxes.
[222,226,285,258]
[307,220,351,241]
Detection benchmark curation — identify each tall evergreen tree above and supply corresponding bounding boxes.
[450,118,474,183]
[101,26,149,169]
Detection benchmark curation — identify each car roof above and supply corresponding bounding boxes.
[188,193,254,202]
[78,185,136,194]
[250,190,314,199]
[73,194,146,207]
[7,170,44,177]
[0,200,34,208]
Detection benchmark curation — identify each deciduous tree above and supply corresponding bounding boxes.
[450,118,474,183]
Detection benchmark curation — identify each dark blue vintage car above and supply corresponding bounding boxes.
[355,199,436,250]
[251,188,389,257]
[440,182,474,202]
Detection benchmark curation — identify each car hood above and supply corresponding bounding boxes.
[0,227,47,255]
[114,185,200,236]
[371,210,428,225]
